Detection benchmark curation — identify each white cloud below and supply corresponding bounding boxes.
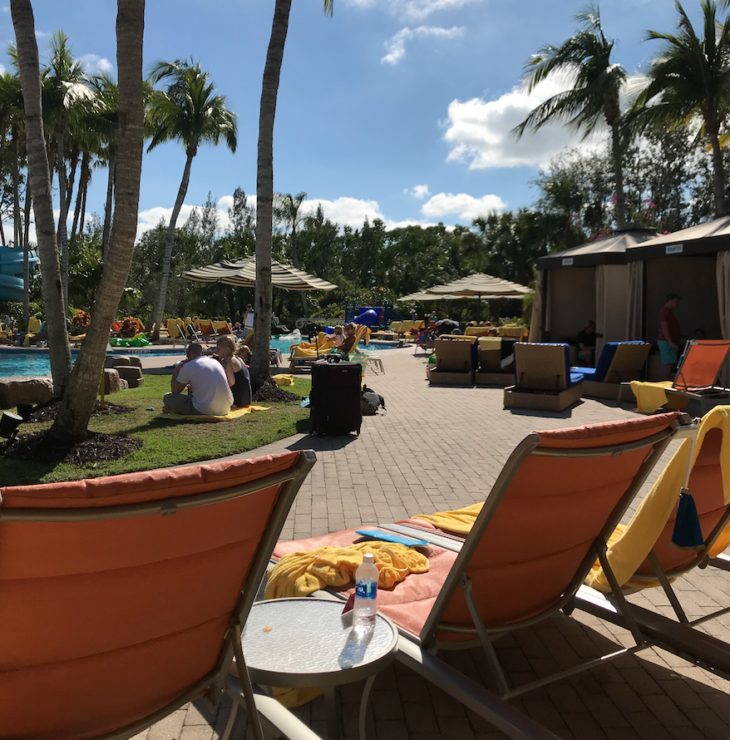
[404,184,430,199]
[398,0,479,20]
[35,30,50,39]
[382,25,464,65]
[346,0,480,20]
[443,77,603,170]
[421,192,505,220]
[79,53,114,76]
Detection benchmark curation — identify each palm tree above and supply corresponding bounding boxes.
[273,190,309,313]
[250,0,333,388]
[145,59,237,339]
[44,30,95,309]
[52,0,146,441]
[633,0,730,217]
[514,3,629,229]
[10,0,72,393]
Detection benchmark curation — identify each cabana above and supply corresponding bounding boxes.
[624,217,730,343]
[533,226,656,354]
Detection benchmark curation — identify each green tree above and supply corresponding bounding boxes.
[251,0,333,388]
[10,0,72,392]
[515,2,629,228]
[52,0,146,441]
[145,58,237,338]
[633,0,730,217]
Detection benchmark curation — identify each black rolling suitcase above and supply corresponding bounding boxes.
[309,358,362,435]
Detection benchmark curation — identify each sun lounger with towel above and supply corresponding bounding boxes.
[504,342,584,411]
[0,450,317,740]
[268,414,681,739]
[630,339,730,413]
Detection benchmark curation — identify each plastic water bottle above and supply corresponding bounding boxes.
[353,553,378,633]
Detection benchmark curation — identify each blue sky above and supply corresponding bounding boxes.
[0,0,699,236]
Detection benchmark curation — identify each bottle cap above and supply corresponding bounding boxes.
[363,553,374,564]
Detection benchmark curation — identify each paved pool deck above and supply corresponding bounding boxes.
[135,345,730,740]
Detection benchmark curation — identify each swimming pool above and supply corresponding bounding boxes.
[0,340,403,378]
[0,350,186,378]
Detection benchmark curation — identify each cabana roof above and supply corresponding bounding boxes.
[625,216,730,262]
[537,226,657,270]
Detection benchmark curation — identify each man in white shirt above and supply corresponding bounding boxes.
[243,304,255,333]
[162,343,233,416]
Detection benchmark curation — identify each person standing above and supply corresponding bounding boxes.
[658,293,682,380]
[576,320,598,367]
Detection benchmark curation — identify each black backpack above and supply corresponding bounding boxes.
[361,385,385,416]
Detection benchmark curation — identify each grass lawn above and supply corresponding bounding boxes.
[0,375,311,486]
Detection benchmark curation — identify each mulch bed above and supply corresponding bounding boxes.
[1,430,142,465]
[28,400,133,423]
[252,379,301,404]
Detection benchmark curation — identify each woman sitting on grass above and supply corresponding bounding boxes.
[217,335,252,408]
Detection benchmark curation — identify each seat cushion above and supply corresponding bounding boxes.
[574,367,597,379]
[569,371,585,385]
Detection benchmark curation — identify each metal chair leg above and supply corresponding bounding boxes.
[359,674,377,740]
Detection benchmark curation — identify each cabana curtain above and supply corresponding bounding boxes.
[528,270,545,342]
[595,265,607,354]
[626,261,643,340]
[717,251,730,340]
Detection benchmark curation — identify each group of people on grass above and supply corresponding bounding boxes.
[162,335,252,417]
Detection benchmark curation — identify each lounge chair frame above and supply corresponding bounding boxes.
[0,452,316,740]
[381,426,678,700]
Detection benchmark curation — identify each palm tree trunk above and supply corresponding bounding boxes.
[23,178,31,326]
[147,149,195,338]
[0,219,5,247]
[65,145,78,207]
[56,128,70,308]
[252,0,292,388]
[12,126,28,324]
[71,149,89,241]
[79,172,88,238]
[290,226,308,314]
[102,146,116,262]
[611,123,628,230]
[52,0,146,441]
[10,0,71,393]
[710,129,728,217]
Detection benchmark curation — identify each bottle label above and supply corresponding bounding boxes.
[355,581,377,599]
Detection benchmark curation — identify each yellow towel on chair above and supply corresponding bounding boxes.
[586,406,730,592]
[265,541,429,600]
[630,380,673,413]
[158,405,271,422]
[413,503,483,535]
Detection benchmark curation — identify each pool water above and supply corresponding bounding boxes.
[0,340,402,378]
[0,350,186,378]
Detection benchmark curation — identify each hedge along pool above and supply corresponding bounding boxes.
[0,340,402,378]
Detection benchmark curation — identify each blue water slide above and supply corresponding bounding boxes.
[0,246,38,303]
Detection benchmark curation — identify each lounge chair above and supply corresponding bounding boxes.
[269,414,681,739]
[573,341,650,402]
[0,451,317,740]
[213,320,232,335]
[629,340,730,414]
[429,335,477,386]
[504,343,584,411]
[475,336,515,386]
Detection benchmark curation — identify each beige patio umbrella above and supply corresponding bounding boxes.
[180,255,337,291]
[422,273,532,298]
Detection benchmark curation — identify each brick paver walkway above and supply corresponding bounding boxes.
[136,347,730,740]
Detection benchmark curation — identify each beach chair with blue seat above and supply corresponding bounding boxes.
[503,342,584,411]
[573,341,650,403]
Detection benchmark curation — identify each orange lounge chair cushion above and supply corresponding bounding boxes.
[0,451,300,740]
[675,341,730,390]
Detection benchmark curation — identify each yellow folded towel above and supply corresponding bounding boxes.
[413,502,483,535]
[630,380,673,413]
[265,541,429,600]
[586,406,730,591]
[158,405,271,422]
[272,374,294,386]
